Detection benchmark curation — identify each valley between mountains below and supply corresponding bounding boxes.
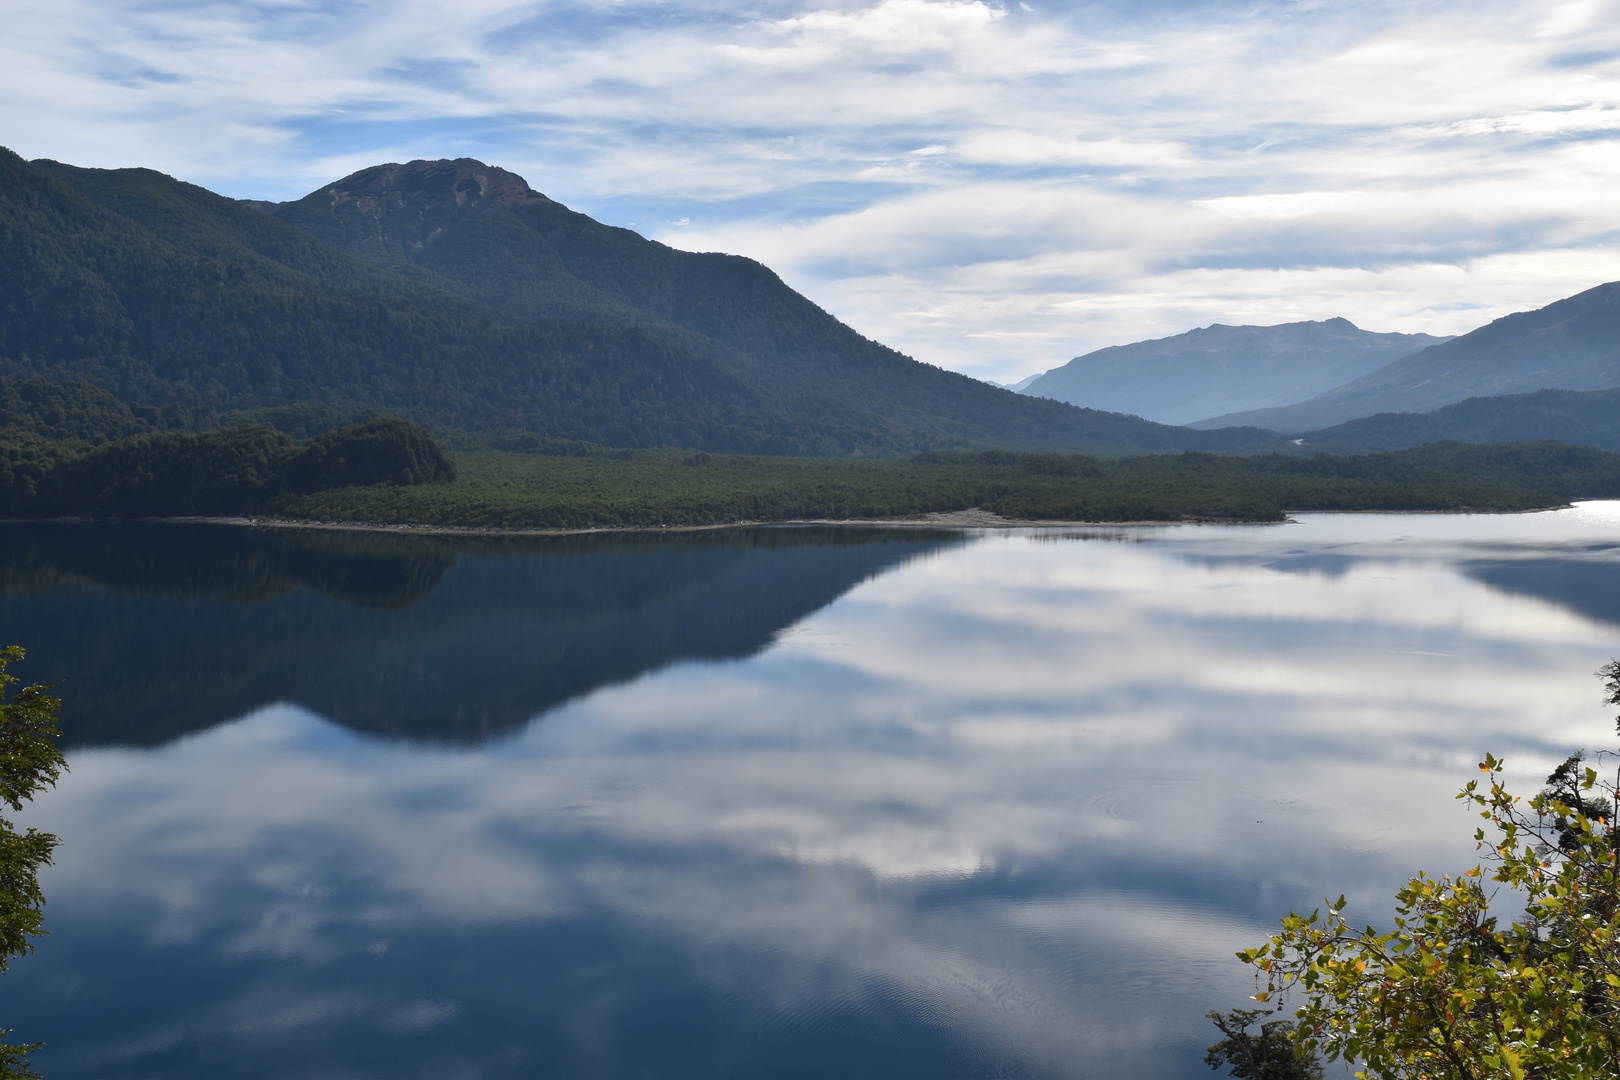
[6,147,1620,527]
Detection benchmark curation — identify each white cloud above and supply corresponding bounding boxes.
[1193,190,1378,222]
[767,0,1005,51]
[1426,106,1620,138]
[3,0,1620,380]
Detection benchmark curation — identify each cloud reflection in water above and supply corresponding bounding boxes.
[14,508,1620,1078]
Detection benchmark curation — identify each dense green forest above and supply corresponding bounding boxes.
[0,148,1288,457]
[273,439,1620,528]
[0,415,454,517]
[0,375,1615,526]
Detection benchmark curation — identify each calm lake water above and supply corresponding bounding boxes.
[7,509,1620,1079]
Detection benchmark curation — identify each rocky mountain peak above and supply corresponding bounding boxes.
[321,158,552,214]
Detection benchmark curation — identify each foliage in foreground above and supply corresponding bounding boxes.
[1205,1008,1325,1079]
[1239,666,1620,1079]
[0,646,67,1079]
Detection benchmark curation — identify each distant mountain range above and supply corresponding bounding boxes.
[1022,318,1451,425]
[1291,387,1620,455]
[1196,282,1620,431]
[0,149,1280,458]
[1018,283,1620,449]
[989,374,1042,392]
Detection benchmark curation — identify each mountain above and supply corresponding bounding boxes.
[1023,318,1449,425]
[0,148,1286,457]
[1291,387,1620,455]
[1198,283,1620,432]
[7,151,773,450]
[987,374,1041,392]
[257,158,1290,453]
[0,377,193,445]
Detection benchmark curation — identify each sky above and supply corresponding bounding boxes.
[4,0,1620,384]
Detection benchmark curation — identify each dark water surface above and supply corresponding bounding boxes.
[7,510,1620,1078]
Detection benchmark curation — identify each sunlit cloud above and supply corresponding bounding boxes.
[3,0,1620,381]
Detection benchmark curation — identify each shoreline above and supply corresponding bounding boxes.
[1,501,1581,537]
[187,507,1232,534]
[3,507,1282,536]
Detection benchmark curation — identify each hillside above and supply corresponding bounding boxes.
[1293,387,1620,455]
[259,158,1292,452]
[0,377,196,445]
[1199,282,1620,431]
[7,149,1283,457]
[3,150,793,450]
[1023,318,1447,425]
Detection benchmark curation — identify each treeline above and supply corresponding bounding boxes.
[274,439,1620,529]
[0,416,454,517]
[0,373,436,447]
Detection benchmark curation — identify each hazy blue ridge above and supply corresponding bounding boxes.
[1201,282,1620,431]
[1024,317,1449,426]
[1288,387,1620,454]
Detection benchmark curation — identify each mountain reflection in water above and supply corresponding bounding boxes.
[1464,556,1620,629]
[10,509,1620,1080]
[0,523,963,745]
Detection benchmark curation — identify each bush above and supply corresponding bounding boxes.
[1239,665,1620,1078]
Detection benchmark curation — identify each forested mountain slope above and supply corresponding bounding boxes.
[259,157,1293,452]
[5,149,1287,456]
[261,159,961,402]
[0,377,194,445]
[4,150,797,449]
[1026,318,1447,425]
[1203,282,1620,431]
[1294,387,1620,454]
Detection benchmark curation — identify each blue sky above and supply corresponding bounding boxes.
[5,0,1620,383]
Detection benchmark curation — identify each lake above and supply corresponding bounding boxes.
[6,509,1620,1079]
